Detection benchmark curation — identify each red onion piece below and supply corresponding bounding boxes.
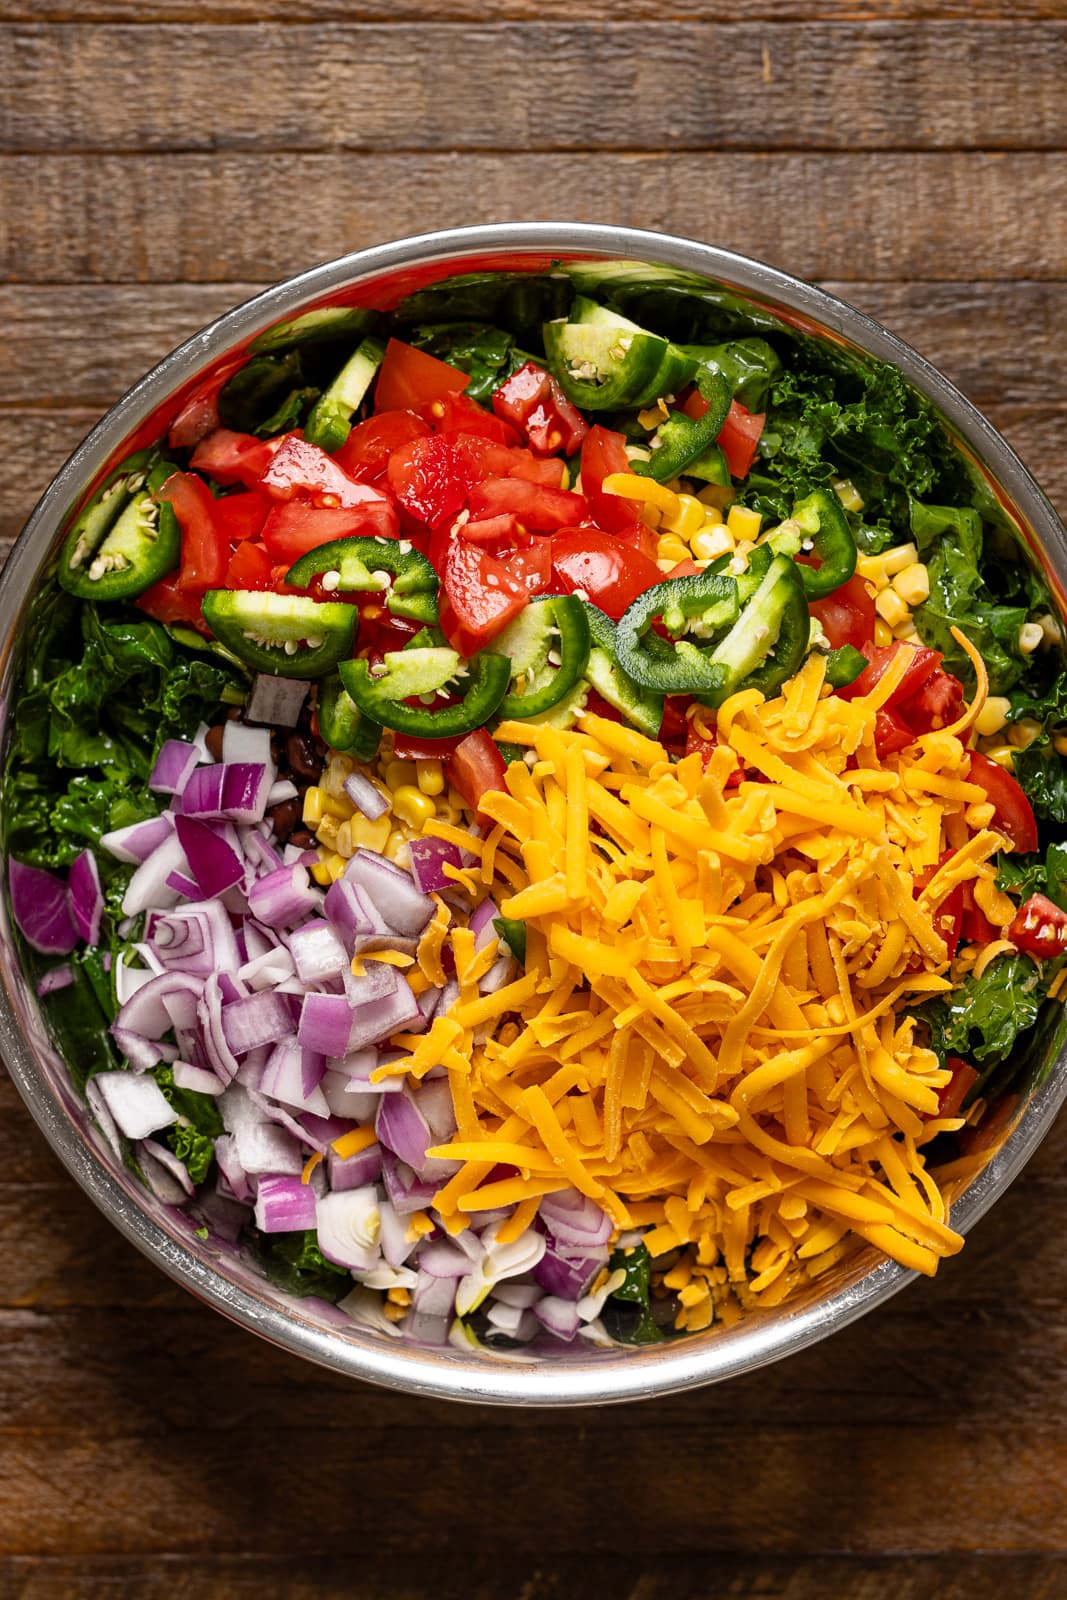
[532,1240,605,1301]
[122,832,190,916]
[198,973,241,1082]
[319,1069,379,1122]
[139,1137,197,1197]
[114,970,203,1041]
[220,1084,304,1176]
[99,813,173,864]
[342,771,389,821]
[407,836,462,895]
[342,851,434,938]
[214,1133,254,1202]
[220,989,294,1057]
[254,1174,318,1233]
[376,1083,432,1170]
[413,1270,456,1318]
[418,1238,472,1278]
[221,722,272,769]
[297,992,356,1057]
[345,979,420,1053]
[245,674,308,728]
[111,1026,168,1072]
[380,1147,439,1216]
[146,899,241,978]
[94,1071,179,1140]
[260,1038,329,1115]
[68,849,104,945]
[468,896,500,952]
[315,1187,381,1271]
[36,964,74,996]
[150,739,200,795]
[287,920,348,985]
[532,1294,581,1342]
[377,1199,416,1267]
[180,764,226,816]
[221,763,273,823]
[247,863,321,928]
[172,1060,224,1096]
[540,1188,612,1249]
[328,1142,383,1191]
[8,859,78,955]
[174,815,244,898]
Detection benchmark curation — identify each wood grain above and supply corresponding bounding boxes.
[3,23,1064,154]
[5,281,1065,410]
[4,153,1067,285]
[6,1,1065,21]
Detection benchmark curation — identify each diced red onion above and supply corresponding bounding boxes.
[220,989,294,1057]
[198,974,241,1082]
[221,722,272,769]
[413,1269,456,1318]
[174,815,244,899]
[99,813,173,864]
[345,978,420,1052]
[139,1137,197,1197]
[315,1187,381,1271]
[380,1147,439,1216]
[493,1282,542,1310]
[254,1174,318,1234]
[343,851,434,938]
[376,1083,432,1170]
[377,1199,416,1267]
[328,1141,383,1192]
[122,832,190,916]
[540,1188,612,1250]
[220,1084,304,1176]
[295,992,353,1057]
[532,1294,581,1342]
[245,674,308,728]
[172,1060,224,1096]
[417,1237,472,1279]
[468,896,500,952]
[407,836,462,895]
[319,1069,379,1123]
[136,1139,192,1204]
[214,1133,254,1202]
[266,779,299,807]
[407,1310,449,1346]
[533,1240,605,1301]
[36,964,74,996]
[248,863,321,928]
[220,763,273,823]
[260,1038,329,1115]
[94,1071,179,1140]
[179,763,226,816]
[295,1110,355,1153]
[238,947,296,991]
[145,899,241,978]
[150,739,200,795]
[287,920,349,985]
[111,1026,168,1072]
[8,859,78,955]
[114,970,203,1041]
[165,871,200,898]
[85,1076,123,1161]
[414,1077,457,1143]
[68,849,104,945]
[342,771,389,821]
[323,875,391,952]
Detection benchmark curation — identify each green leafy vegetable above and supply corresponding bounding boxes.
[915,952,1047,1075]
[407,321,526,403]
[153,1063,224,1139]
[997,843,1067,909]
[169,1125,216,1184]
[253,1230,351,1301]
[600,1241,666,1345]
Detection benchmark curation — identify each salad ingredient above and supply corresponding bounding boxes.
[338,649,511,739]
[200,590,357,677]
[496,595,592,721]
[59,457,182,602]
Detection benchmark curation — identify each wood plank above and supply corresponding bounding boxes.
[3,281,1064,411]
[3,153,1067,286]
[8,2,1066,22]
[3,1556,1067,1600]
[3,22,1064,154]
[3,402,1062,553]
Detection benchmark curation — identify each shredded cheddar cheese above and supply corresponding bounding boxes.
[380,651,1032,1317]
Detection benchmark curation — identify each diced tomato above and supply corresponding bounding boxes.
[154,470,228,593]
[190,428,280,488]
[666,558,704,580]
[580,425,642,536]
[424,390,520,446]
[839,642,942,705]
[262,435,396,519]
[352,604,425,657]
[462,513,529,549]
[967,751,1039,853]
[938,1057,980,1119]
[504,540,553,596]
[223,539,274,591]
[658,695,692,750]
[387,435,469,528]
[210,489,271,544]
[335,410,431,481]
[810,573,876,651]
[902,668,965,733]
[717,400,766,480]
[449,434,518,483]
[492,361,589,456]
[445,729,509,816]
[168,378,225,451]
[873,707,915,758]
[468,476,588,531]
[390,732,468,761]
[1008,892,1067,959]
[680,386,709,422]
[507,454,569,488]
[684,718,745,786]
[135,574,211,632]
[260,500,399,565]
[438,537,529,657]
[550,529,663,621]
[961,879,998,946]
[374,338,470,413]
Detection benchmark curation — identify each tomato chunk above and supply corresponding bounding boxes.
[263,435,395,516]
[438,537,529,656]
[210,489,271,544]
[387,435,469,528]
[260,501,398,564]
[190,428,280,488]
[967,751,1039,853]
[492,361,589,456]
[717,400,766,480]
[1009,893,1067,959]
[445,729,508,816]
[580,425,642,536]
[810,573,876,651]
[135,574,211,632]
[224,539,274,591]
[425,390,520,446]
[550,529,662,621]
[335,410,432,481]
[468,476,588,531]
[938,1057,980,1119]
[374,338,470,412]
[155,470,228,593]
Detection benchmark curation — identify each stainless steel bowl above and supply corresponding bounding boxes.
[3,223,1067,1406]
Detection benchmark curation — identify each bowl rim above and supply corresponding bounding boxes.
[3,220,1067,1406]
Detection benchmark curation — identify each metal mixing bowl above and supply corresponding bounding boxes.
[3,223,1067,1405]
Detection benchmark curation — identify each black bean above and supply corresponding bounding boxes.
[268,797,303,844]
[285,733,323,782]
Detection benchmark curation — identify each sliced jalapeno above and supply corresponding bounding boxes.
[285,536,438,624]
[201,590,356,678]
[495,595,591,721]
[614,572,740,694]
[317,672,382,760]
[339,650,510,739]
[58,456,181,601]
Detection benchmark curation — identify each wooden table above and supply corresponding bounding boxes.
[3,2,1067,1594]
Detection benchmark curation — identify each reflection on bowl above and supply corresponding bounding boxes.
[2,224,1067,1406]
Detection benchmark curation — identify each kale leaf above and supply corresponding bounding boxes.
[915,952,1047,1073]
[169,1125,216,1185]
[253,1229,351,1301]
[600,1241,666,1345]
[997,842,1067,909]
[909,500,1030,693]
[406,321,526,403]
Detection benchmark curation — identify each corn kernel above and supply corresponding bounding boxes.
[1008,717,1041,749]
[857,543,918,586]
[348,812,393,852]
[384,831,412,866]
[1019,621,1044,654]
[315,813,339,845]
[603,471,680,520]
[973,695,1012,738]
[310,856,333,886]
[691,525,735,561]
[322,792,352,821]
[656,535,691,567]
[832,477,864,513]
[320,755,353,798]
[697,483,733,511]
[1054,732,1067,758]
[727,505,762,541]
[659,492,706,540]
[982,744,1016,771]
[893,621,921,643]
[415,759,445,796]
[392,784,437,828]
[1038,612,1063,648]
[875,587,910,628]
[873,619,894,648]
[892,562,930,607]
[302,786,325,827]
[384,759,417,791]
[335,820,353,857]
[322,851,346,882]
